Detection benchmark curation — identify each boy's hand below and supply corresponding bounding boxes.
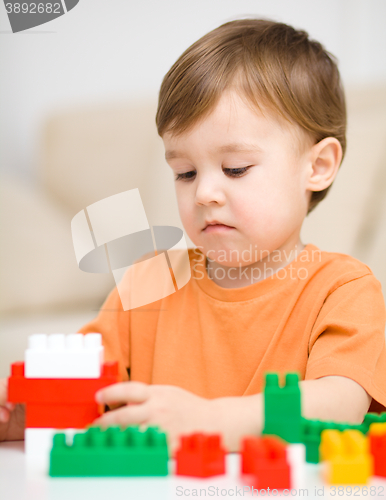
[0,378,25,442]
[94,382,262,454]
[94,383,217,454]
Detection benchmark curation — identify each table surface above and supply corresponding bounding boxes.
[2,441,386,500]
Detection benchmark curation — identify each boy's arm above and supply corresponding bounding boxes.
[94,375,372,455]
[213,375,371,452]
[299,375,372,422]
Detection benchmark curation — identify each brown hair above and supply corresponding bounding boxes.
[156,18,347,213]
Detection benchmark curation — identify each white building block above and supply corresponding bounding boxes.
[287,443,306,489]
[25,428,85,461]
[25,333,104,379]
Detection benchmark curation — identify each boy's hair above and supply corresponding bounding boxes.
[155,18,347,214]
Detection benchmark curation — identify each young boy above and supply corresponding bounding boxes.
[1,19,386,453]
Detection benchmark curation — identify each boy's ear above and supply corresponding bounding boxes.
[306,137,342,192]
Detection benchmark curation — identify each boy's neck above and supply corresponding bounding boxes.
[205,237,306,289]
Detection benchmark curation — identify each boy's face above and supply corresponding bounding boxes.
[163,90,313,266]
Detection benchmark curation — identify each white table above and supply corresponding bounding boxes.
[2,441,386,500]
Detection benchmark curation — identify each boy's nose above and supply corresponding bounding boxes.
[195,176,226,206]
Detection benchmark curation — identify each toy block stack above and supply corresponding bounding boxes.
[7,333,119,457]
[49,425,169,477]
[261,372,305,489]
[320,429,373,484]
[301,417,368,464]
[261,371,386,486]
[262,372,302,443]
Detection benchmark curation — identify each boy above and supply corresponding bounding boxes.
[1,19,386,453]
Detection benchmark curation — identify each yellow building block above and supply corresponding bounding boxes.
[320,429,343,461]
[320,429,373,485]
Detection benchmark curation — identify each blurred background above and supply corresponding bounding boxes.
[1,0,386,376]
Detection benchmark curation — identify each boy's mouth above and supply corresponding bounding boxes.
[203,220,235,232]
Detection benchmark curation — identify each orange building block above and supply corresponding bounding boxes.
[175,433,226,477]
[369,422,386,477]
[7,361,119,428]
[241,435,291,490]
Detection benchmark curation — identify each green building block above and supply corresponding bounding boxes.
[262,372,302,443]
[301,418,325,464]
[49,425,169,477]
[362,412,386,433]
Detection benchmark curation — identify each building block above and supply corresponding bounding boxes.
[25,428,85,459]
[262,372,302,443]
[362,412,386,433]
[241,435,260,474]
[49,426,169,477]
[25,333,104,379]
[320,429,373,484]
[301,418,366,464]
[7,361,118,428]
[175,433,226,477]
[302,419,325,464]
[241,435,291,490]
[286,443,306,489]
[369,422,386,477]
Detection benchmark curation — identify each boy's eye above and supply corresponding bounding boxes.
[174,166,251,182]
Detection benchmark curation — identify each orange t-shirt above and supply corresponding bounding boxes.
[78,243,386,412]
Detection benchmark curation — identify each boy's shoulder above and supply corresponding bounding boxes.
[296,244,378,293]
[302,243,372,272]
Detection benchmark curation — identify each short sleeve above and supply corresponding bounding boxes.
[77,286,130,382]
[305,273,386,411]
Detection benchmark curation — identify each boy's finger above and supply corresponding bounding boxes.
[0,407,10,423]
[93,403,148,428]
[95,381,149,405]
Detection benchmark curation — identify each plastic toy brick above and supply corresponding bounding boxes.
[25,333,104,379]
[286,443,306,489]
[301,419,324,464]
[362,412,386,433]
[320,429,373,485]
[369,422,386,477]
[25,402,104,428]
[301,418,366,464]
[7,361,118,428]
[300,413,386,464]
[175,433,226,477]
[241,435,261,475]
[320,429,344,461]
[25,428,84,458]
[262,372,302,443]
[49,426,169,477]
[241,435,291,490]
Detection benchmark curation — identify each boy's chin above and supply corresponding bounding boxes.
[207,257,256,268]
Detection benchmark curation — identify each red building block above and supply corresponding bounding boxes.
[176,433,226,477]
[369,425,386,477]
[241,435,291,490]
[7,361,119,428]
